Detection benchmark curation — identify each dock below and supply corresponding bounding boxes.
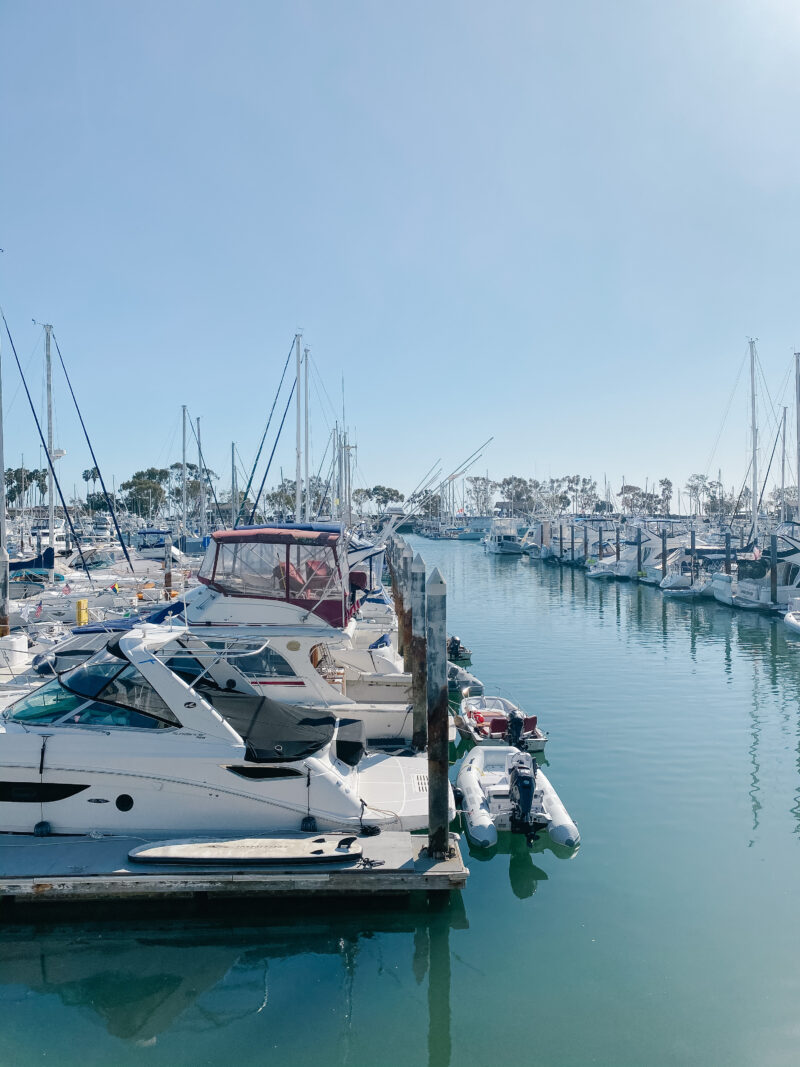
[0,831,468,908]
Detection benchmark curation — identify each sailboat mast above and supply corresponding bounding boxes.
[781,406,787,523]
[749,339,758,534]
[181,405,187,534]
[304,346,310,522]
[0,338,6,636]
[231,442,236,528]
[45,324,54,580]
[295,333,302,522]
[795,353,800,522]
[197,417,205,539]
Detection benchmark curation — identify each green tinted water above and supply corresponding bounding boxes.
[3,537,800,1066]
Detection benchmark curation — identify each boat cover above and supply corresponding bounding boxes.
[203,690,336,762]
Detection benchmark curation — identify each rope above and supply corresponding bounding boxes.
[52,332,135,574]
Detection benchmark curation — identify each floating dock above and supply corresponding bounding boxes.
[0,831,468,908]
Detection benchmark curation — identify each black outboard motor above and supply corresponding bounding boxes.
[504,707,526,750]
[509,752,536,835]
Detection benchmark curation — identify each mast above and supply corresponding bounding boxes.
[0,337,6,636]
[304,346,310,522]
[44,324,54,581]
[781,407,787,523]
[295,333,302,522]
[795,353,800,522]
[749,339,758,535]
[197,417,205,539]
[181,405,187,534]
[231,442,236,528]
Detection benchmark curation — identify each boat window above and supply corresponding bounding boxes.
[5,680,88,723]
[199,540,341,602]
[60,650,179,725]
[206,640,295,678]
[65,700,168,730]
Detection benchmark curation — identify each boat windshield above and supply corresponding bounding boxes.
[199,539,342,602]
[4,677,175,730]
[59,648,180,725]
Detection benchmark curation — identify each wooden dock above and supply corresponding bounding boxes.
[0,831,468,908]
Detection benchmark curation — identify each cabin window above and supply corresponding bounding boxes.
[65,700,167,730]
[207,640,295,678]
[60,651,180,726]
[5,680,87,724]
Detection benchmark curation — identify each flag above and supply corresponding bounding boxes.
[109,582,120,593]
[34,601,42,619]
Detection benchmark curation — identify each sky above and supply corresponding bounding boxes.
[3,0,800,512]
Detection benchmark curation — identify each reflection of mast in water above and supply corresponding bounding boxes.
[747,666,762,848]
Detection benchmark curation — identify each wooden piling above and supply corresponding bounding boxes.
[583,524,588,563]
[661,528,667,580]
[559,525,563,562]
[771,534,778,605]
[401,544,413,672]
[164,534,173,593]
[426,567,450,858]
[598,526,603,560]
[571,524,575,563]
[690,529,696,583]
[636,527,642,576]
[411,553,427,751]
[725,532,731,575]
[0,545,8,637]
[616,526,620,561]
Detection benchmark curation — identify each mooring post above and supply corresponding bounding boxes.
[598,526,603,560]
[571,524,575,563]
[771,533,778,605]
[559,524,563,562]
[616,526,620,561]
[426,567,449,857]
[164,533,173,594]
[725,532,731,575]
[583,524,588,563]
[411,553,427,750]
[0,545,9,637]
[636,527,642,576]
[401,544,413,671]
[661,528,668,580]
[690,529,696,583]
[394,539,406,659]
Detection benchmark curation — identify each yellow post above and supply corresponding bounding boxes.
[75,598,89,626]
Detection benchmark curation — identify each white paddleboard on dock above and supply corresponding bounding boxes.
[128,834,363,866]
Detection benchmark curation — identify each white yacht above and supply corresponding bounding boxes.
[483,519,523,556]
[0,625,450,837]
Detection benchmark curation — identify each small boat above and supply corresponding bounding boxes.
[457,745,579,849]
[447,635,472,665]
[447,662,484,699]
[784,597,800,635]
[455,695,547,753]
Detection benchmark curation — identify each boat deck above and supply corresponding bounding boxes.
[0,831,468,908]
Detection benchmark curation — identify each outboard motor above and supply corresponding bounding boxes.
[504,707,526,750]
[509,752,539,840]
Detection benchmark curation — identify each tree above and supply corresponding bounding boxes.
[371,485,404,510]
[352,488,374,516]
[685,474,708,515]
[659,478,673,516]
[120,469,169,518]
[466,476,497,515]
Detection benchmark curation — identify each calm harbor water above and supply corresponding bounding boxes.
[4,536,800,1066]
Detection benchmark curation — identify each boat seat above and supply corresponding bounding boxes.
[523,715,538,732]
[488,717,508,736]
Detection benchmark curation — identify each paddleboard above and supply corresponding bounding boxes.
[128,834,363,866]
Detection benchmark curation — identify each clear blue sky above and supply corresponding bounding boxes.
[2,1,800,509]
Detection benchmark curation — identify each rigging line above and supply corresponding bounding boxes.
[1,313,94,587]
[310,353,339,424]
[704,349,747,475]
[51,332,135,574]
[236,336,295,528]
[755,348,781,437]
[185,412,225,528]
[758,421,783,510]
[5,327,44,415]
[248,377,298,524]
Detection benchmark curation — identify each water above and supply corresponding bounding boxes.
[4,537,800,1066]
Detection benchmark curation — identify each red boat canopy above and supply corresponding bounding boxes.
[213,528,340,548]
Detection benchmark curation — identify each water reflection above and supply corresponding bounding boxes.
[0,900,467,1064]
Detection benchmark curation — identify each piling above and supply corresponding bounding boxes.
[401,545,413,671]
[661,529,667,580]
[725,532,731,575]
[771,534,778,605]
[636,527,642,576]
[559,525,563,563]
[598,526,603,560]
[583,524,588,563]
[0,545,8,637]
[164,534,173,593]
[690,530,696,583]
[411,553,427,750]
[570,525,575,563]
[616,526,620,561]
[426,567,449,858]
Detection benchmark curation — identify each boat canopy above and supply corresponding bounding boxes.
[203,690,336,762]
[198,527,353,627]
